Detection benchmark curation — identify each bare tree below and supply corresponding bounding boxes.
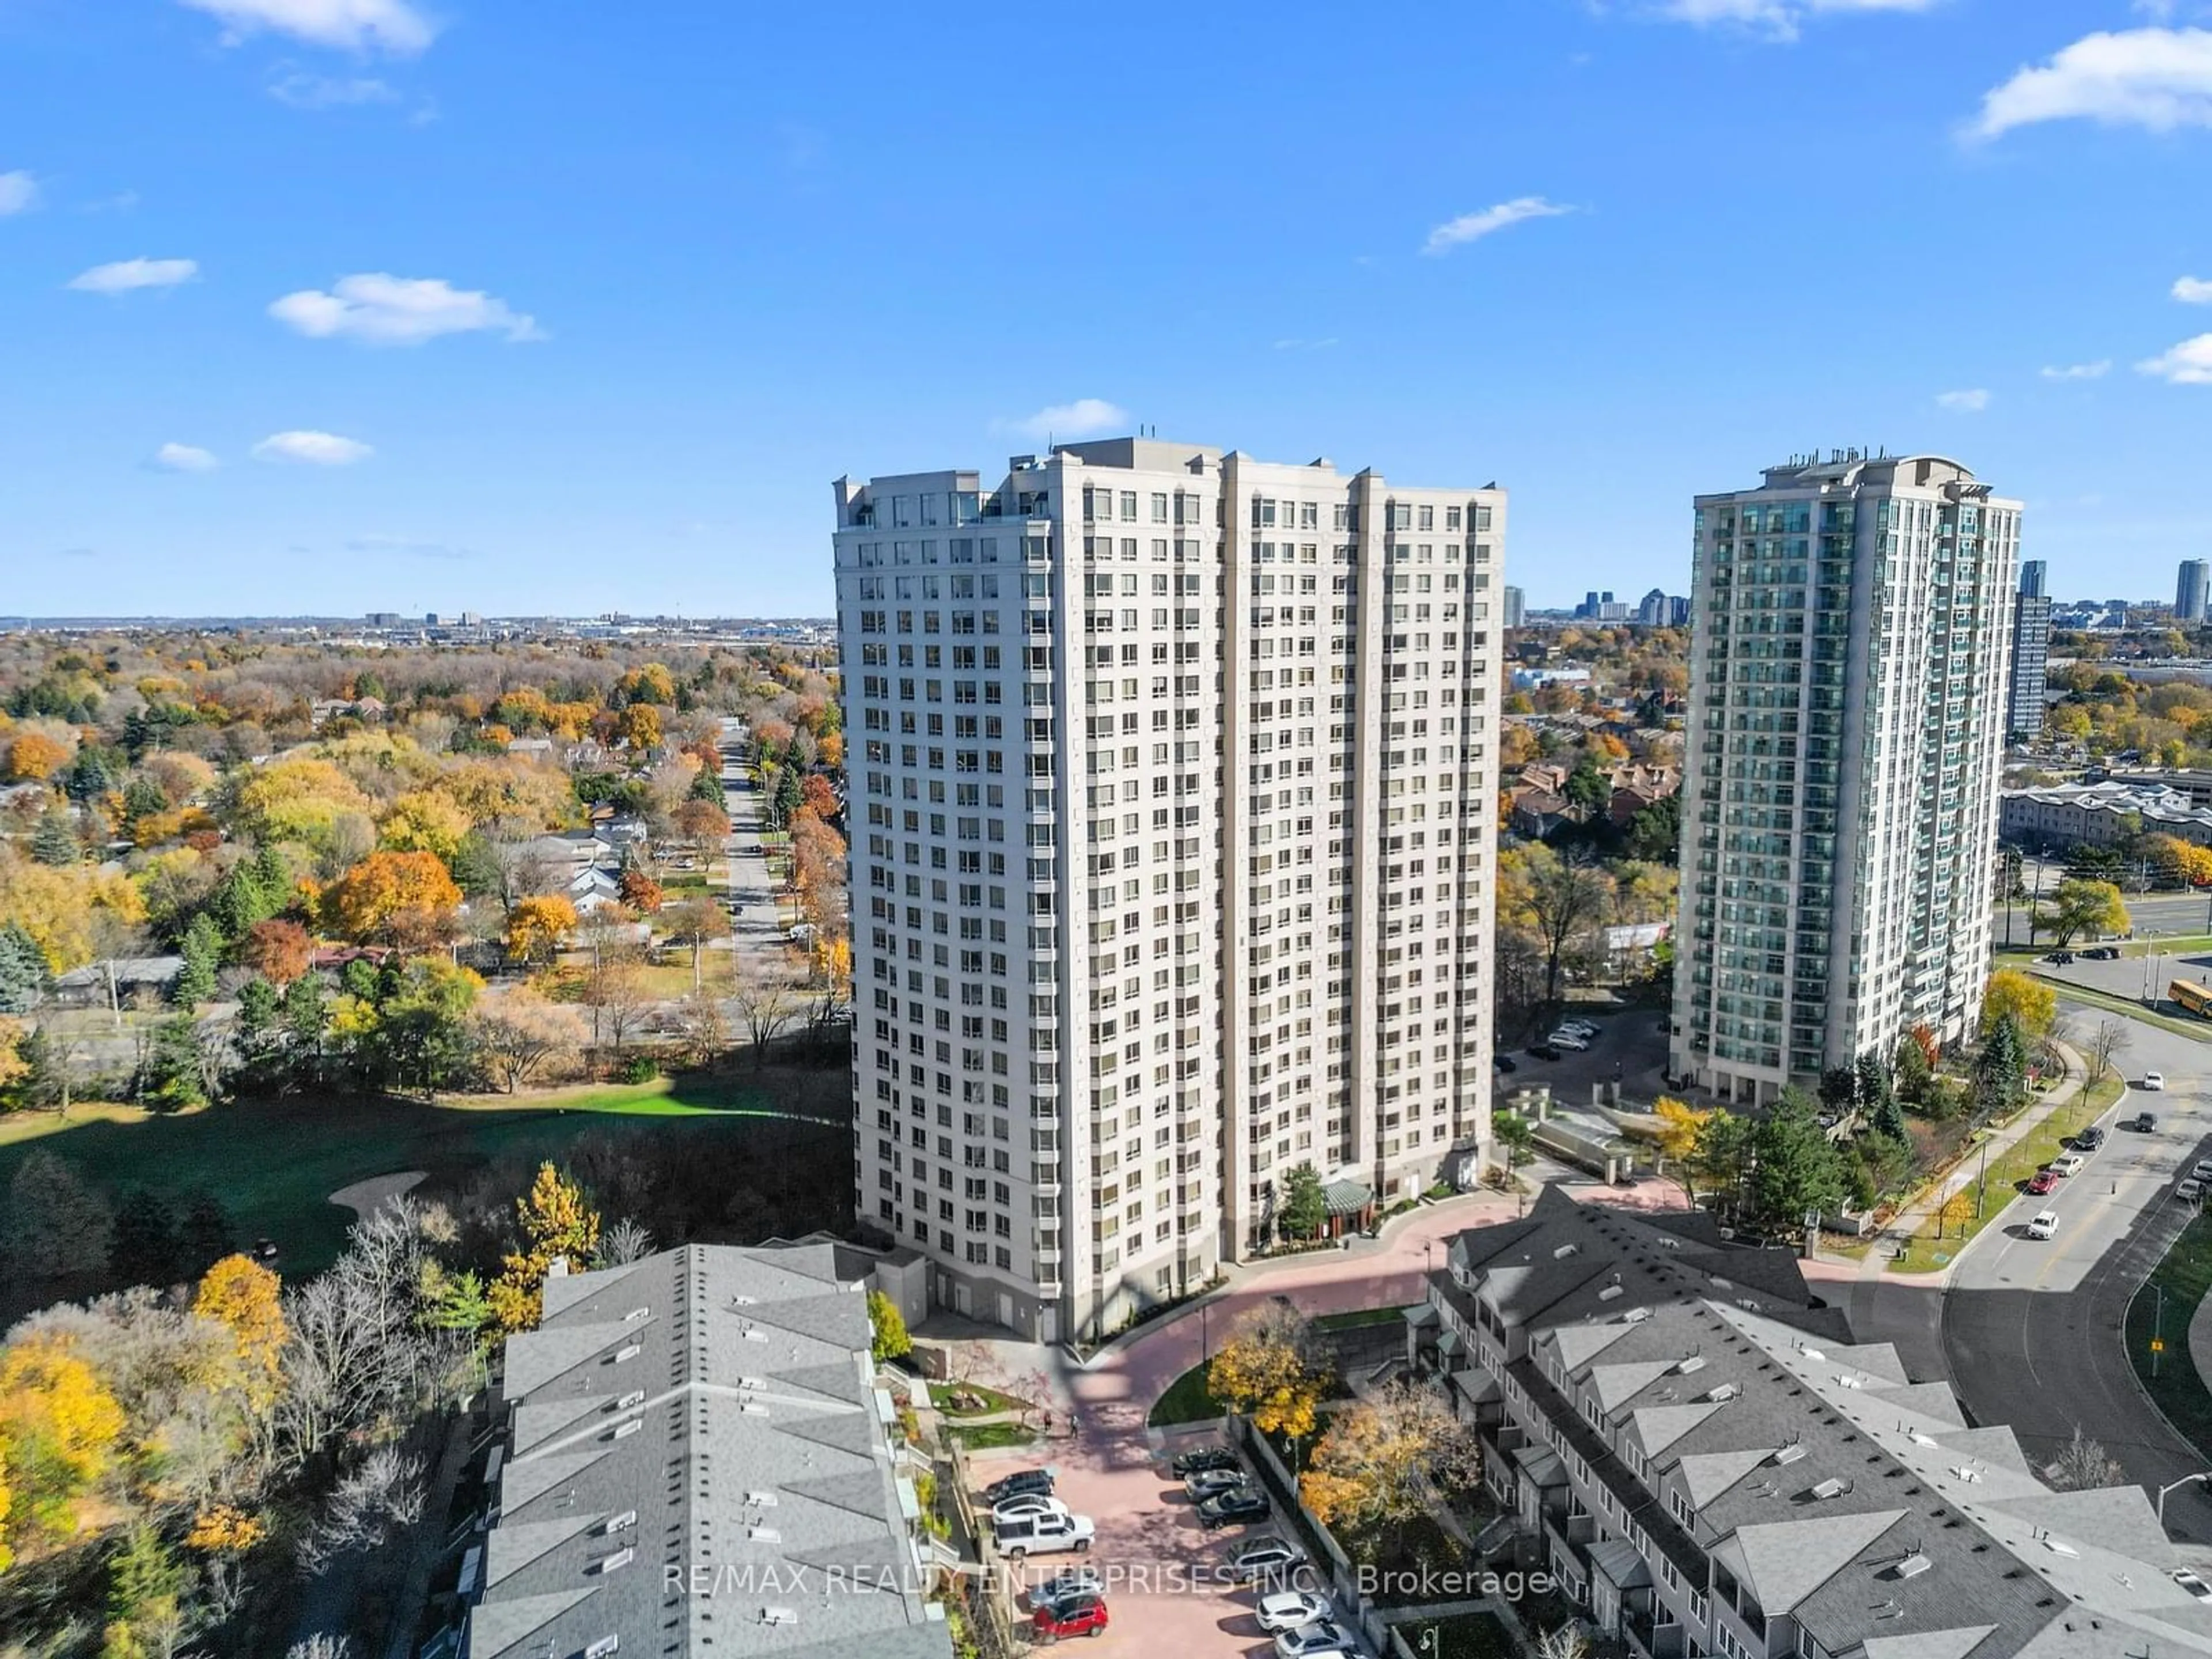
[1538,1626,1591,1659]
[596,1217,655,1268]
[730,957,802,1067]
[2048,1424,2127,1491]
[585,956,652,1052]
[675,987,729,1065]
[287,1637,351,1659]
[2085,1017,2130,1085]
[467,988,588,1091]
[295,1445,427,1575]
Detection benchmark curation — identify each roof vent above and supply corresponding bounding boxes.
[586,1638,620,1659]
[762,1608,799,1626]
[1835,1374,1864,1389]
[614,1343,641,1363]
[1599,1285,1624,1302]
[741,1402,770,1415]
[624,1307,650,1323]
[745,1329,771,1343]
[2044,1538,2080,1558]
[739,1376,768,1392]
[1810,1478,1848,1500]
[1676,1356,1706,1376]
[1910,1433,1939,1448]
[610,1419,641,1441]
[604,1510,637,1534]
[1896,1552,1933,1580]
[750,1525,782,1543]
[1705,1384,1740,1403]
[1772,1445,1807,1467]
[598,1547,635,1574]
[1801,1348,1826,1362]
[733,1294,757,1306]
[1623,1307,1653,1324]
[615,1391,646,1411]
[1950,1466,1983,1484]
[747,1490,779,1507]
[1554,1244,1579,1259]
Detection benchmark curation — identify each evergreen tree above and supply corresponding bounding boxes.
[118,777,167,828]
[1862,1052,1908,1142]
[177,1190,236,1275]
[771,766,802,829]
[63,747,118,804]
[232,975,283,1092]
[109,1188,181,1285]
[31,810,79,867]
[1893,1030,1933,1104]
[139,1016,209,1110]
[282,972,328,1091]
[0,922,47,1013]
[1279,1161,1330,1238]
[340,955,381,1001]
[1975,1014,2028,1122]
[1819,1065,1859,1119]
[173,913,222,1007]
[1750,1087,1849,1233]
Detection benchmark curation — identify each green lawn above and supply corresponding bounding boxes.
[2126,1210,2212,1463]
[1888,1074,2124,1274]
[1313,1305,1412,1331]
[1148,1360,1226,1427]
[0,1070,836,1279]
[936,1381,1037,1419]
[945,1421,1037,1451]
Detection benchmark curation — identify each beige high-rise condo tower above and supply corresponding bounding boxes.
[1672,452,2020,1104]
[832,437,1506,1340]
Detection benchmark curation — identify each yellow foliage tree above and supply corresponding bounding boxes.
[1980,967,2057,1041]
[1205,1304,1327,1443]
[318,849,463,945]
[378,790,473,862]
[488,1163,601,1334]
[184,1503,266,1554]
[1643,1096,1715,1206]
[6,733,70,782]
[615,703,663,752]
[0,846,149,971]
[0,1334,126,1562]
[505,893,578,965]
[228,756,374,851]
[1297,1378,1482,1532]
[0,1017,27,1093]
[192,1255,287,1411]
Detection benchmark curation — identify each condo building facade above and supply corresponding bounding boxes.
[832,438,1505,1340]
[1672,452,2020,1103]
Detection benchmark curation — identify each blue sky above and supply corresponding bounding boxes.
[2,0,2210,617]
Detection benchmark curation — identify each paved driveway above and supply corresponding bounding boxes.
[717,718,786,957]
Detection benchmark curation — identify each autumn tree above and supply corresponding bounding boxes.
[663,895,731,991]
[240,918,315,986]
[730,956,802,1066]
[2037,878,2129,948]
[0,1331,127,1566]
[672,797,728,851]
[618,869,664,913]
[868,1290,912,1365]
[226,755,374,853]
[377,789,472,863]
[193,1254,287,1411]
[489,1163,601,1333]
[1980,968,2056,1040]
[6,731,71,782]
[1299,1377,1481,1535]
[1206,1302,1328,1444]
[1500,843,1614,1005]
[2048,1425,2127,1491]
[319,849,463,946]
[503,893,577,965]
[1641,1096,1715,1206]
[468,987,589,1091]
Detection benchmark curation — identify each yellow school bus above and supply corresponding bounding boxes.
[2172,979,2212,1018]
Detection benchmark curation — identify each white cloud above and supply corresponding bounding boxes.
[268,71,400,107]
[1936,388,1990,411]
[2138,334,2212,383]
[1654,0,1944,42]
[1969,28,2212,139]
[0,171,39,216]
[1424,196,1575,254]
[67,256,198,294]
[2176,275,2212,303]
[253,430,374,464]
[2039,360,2112,380]
[998,399,1128,441]
[268,272,543,345]
[152,442,219,472]
[177,0,437,55]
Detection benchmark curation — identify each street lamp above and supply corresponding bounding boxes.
[2157,1472,2209,1526]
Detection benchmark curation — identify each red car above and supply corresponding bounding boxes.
[2026,1169,2059,1196]
[1033,1594,1109,1641]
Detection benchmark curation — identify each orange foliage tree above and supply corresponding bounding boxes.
[505,893,578,965]
[5,733,69,782]
[240,918,315,985]
[318,849,463,945]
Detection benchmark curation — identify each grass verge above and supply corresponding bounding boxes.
[1313,1305,1412,1331]
[1147,1360,1226,1427]
[945,1421,1037,1452]
[1888,1073,2124,1274]
[2014,971,2212,1043]
[2125,1209,2212,1464]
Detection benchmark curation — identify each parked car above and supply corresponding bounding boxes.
[1555,1018,1599,1038]
[1546,1031,1591,1051]
[2027,1210,2059,1240]
[1257,1592,1336,1633]
[2173,1570,2212,1604]
[2043,950,2075,964]
[1198,1487,1271,1529]
[1169,1445,1238,1478]
[1275,1618,1361,1659]
[1494,1054,1518,1074]
[1029,1568,1103,1611]
[995,1511,1094,1558]
[2143,1072,2167,1090]
[2075,1125,2107,1152]
[982,1469,1056,1506]
[1184,1468,1251,1502]
[2180,1179,2204,1206]
[991,1493,1068,1525]
[2192,1158,2212,1183]
[2025,1169,2059,1196]
[1033,1594,1109,1642]
[2133,1111,2158,1132]
[1528,1043,1563,1061]
[1225,1535,1308,1581]
[2050,1153,2087,1178]
[2086,946,2121,960]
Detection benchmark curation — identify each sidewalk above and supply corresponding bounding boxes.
[1851,1039,2092,1289]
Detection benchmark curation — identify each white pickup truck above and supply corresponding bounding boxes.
[993,1510,1095,1558]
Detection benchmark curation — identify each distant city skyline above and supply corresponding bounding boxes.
[4,5,2211,615]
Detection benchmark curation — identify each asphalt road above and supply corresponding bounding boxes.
[1938,1002,2212,1545]
[717,717,787,955]
[1997,889,2212,947]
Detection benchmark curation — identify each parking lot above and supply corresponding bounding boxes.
[1499,1003,1672,1124]
[2027,945,2212,1027]
[967,1428,1331,1657]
